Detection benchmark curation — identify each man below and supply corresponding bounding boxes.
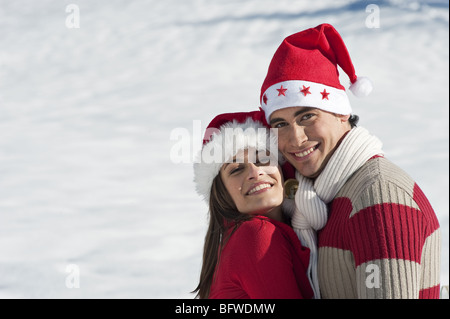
[259,24,441,299]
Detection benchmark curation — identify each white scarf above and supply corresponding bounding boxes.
[287,126,384,299]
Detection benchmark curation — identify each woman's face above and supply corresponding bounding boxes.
[220,149,284,219]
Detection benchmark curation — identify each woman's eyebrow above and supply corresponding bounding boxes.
[223,157,239,168]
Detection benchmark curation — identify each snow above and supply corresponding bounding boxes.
[0,0,448,298]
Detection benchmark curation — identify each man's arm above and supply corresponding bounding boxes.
[348,180,441,298]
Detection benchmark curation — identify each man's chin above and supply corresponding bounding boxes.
[291,163,323,179]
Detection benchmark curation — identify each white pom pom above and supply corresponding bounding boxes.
[349,76,373,97]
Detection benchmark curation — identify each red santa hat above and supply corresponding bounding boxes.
[260,23,372,123]
[193,110,279,203]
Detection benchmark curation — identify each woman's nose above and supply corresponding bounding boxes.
[246,163,264,180]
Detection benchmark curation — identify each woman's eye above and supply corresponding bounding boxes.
[229,165,243,175]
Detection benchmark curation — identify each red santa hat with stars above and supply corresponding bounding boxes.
[260,23,372,123]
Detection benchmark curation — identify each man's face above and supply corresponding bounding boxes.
[269,107,351,179]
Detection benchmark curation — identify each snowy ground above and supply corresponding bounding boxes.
[0,0,448,298]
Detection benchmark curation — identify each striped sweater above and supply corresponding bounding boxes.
[318,156,441,298]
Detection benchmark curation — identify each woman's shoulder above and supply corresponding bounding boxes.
[235,216,276,234]
[226,216,285,249]
[221,216,300,270]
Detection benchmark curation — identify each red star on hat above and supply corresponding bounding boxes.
[263,94,268,105]
[320,89,330,100]
[300,85,311,96]
[277,85,287,96]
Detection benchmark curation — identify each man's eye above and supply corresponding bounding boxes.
[272,122,287,129]
[296,113,315,125]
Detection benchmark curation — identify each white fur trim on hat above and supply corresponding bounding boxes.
[193,118,279,203]
[261,80,352,123]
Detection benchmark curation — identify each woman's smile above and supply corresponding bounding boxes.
[246,182,274,196]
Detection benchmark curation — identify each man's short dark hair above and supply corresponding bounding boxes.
[349,114,359,128]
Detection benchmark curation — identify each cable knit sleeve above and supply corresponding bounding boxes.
[348,181,440,298]
[318,158,441,299]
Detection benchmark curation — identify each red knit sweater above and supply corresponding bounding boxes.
[209,216,314,299]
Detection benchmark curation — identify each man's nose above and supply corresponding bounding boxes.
[288,124,307,147]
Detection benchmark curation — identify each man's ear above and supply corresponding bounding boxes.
[337,113,351,123]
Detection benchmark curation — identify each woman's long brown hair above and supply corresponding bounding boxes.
[192,172,250,299]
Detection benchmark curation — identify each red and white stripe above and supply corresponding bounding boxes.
[317,157,441,298]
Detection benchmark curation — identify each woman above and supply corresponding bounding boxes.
[192,110,313,299]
